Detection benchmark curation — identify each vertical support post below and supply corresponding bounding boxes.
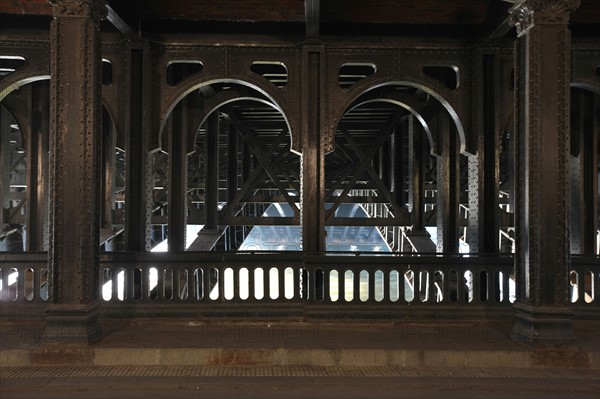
[468,51,500,254]
[408,116,426,233]
[509,0,580,343]
[227,119,238,206]
[205,112,220,232]
[391,123,405,209]
[26,81,50,251]
[44,0,107,344]
[0,106,13,234]
[168,102,187,251]
[435,112,460,254]
[100,108,114,229]
[301,45,326,253]
[124,45,150,251]
[226,120,238,250]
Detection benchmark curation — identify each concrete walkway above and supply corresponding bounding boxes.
[1,319,599,398]
[1,365,599,399]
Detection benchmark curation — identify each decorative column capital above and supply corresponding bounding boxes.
[49,0,108,21]
[508,1,535,36]
[509,0,580,37]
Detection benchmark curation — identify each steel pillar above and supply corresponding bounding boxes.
[227,119,238,207]
[44,0,107,344]
[204,112,220,232]
[0,106,14,237]
[408,116,426,234]
[509,0,580,344]
[167,102,187,251]
[226,120,238,250]
[392,123,405,212]
[124,45,150,251]
[435,112,460,254]
[100,108,114,229]
[301,45,326,253]
[468,50,500,254]
[24,82,50,251]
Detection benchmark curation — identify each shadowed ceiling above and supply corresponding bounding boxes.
[1,0,598,38]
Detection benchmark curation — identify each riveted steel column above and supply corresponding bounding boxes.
[408,116,426,233]
[301,45,326,253]
[227,119,238,207]
[44,0,107,344]
[468,50,500,254]
[205,112,220,232]
[26,81,50,251]
[391,123,405,211]
[0,106,15,239]
[509,0,580,343]
[100,108,114,229]
[435,112,460,254]
[226,119,238,250]
[124,45,150,251]
[167,102,187,251]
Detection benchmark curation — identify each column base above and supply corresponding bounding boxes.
[511,303,575,345]
[42,302,102,344]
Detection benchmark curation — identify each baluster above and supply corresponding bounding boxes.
[335,268,342,303]
[32,266,40,303]
[248,266,256,301]
[367,268,375,303]
[593,269,599,305]
[219,266,226,301]
[278,266,285,301]
[501,269,510,304]
[353,267,360,303]
[233,266,239,301]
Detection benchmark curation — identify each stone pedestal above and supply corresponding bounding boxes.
[511,303,575,344]
[43,303,101,344]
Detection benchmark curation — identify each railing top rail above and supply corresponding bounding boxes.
[570,254,600,267]
[95,251,515,267]
[0,252,48,262]
[0,251,518,263]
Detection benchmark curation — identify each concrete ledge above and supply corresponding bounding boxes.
[95,348,159,366]
[3,347,598,369]
[0,350,30,367]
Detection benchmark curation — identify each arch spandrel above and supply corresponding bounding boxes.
[227,47,302,153]
[347,94,436,155]
[0,42,49,102]
[324,49,470,155]
[329,79,466,157]
[156,46,302,153]
[0,101,28,152]
[325,49,399,154]
[401,49,471,154]
[100,43,127,145]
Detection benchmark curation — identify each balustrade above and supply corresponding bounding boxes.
[1,252,597,319]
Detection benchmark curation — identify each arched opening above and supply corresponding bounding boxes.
[326,83,467,256]
[0,103,26,251]
[99,105,125,251]
[570,85,600,256]
[0,78,51,253]
[151,81,300,253]
[0,77,122,253]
